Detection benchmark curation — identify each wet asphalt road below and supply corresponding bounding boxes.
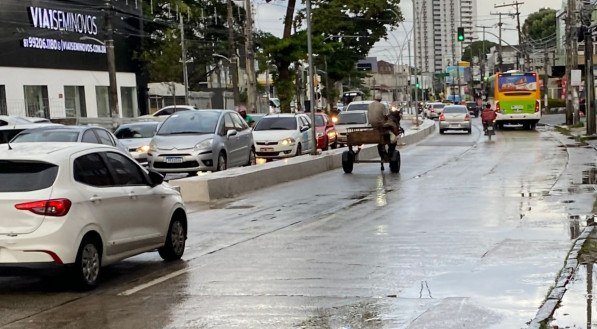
[0,115,595,329]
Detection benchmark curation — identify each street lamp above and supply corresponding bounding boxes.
[80,35,119,123]
[213,53,240,106]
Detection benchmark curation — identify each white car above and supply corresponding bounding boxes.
[139,105,197,120]
[0,143,187,289]
[345,100,390,112]
[252,113,315,159]
[335,111,370,146]
[425,102,446,119]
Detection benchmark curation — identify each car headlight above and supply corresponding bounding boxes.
[194,139,214,150]
[280,138,295,146]
[327,131,336,138]
[331,117,338,123]
[149,142,157,152]
[316,132,324,138]
[136,145,150,153]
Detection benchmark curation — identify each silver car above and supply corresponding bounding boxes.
[334,111,370,146]
[148,110,255,175]
[439,105,472,134]
[114,121,160,165]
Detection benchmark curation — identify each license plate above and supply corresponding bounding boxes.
[260,147,274,152]
[165,157,183,164]
[450,124,459,128]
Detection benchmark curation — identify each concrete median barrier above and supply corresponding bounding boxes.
[174,119,436,202]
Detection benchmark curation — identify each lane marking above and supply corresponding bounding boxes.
[118,265,201,296]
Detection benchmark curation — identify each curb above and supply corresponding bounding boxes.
[528,222,595,328]
[173,119,436,203]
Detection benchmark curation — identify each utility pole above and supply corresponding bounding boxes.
[244,0,257,112]
[565,0,577,125]
[227,0,240,106]
[179,14,189,105]
[413,0,419,127]
[491,12,508,73]
[104,0,119,123]
[544,44,550,113]
[495,2,525,70]
[476,25,492,88]
[582,5,595,135]
[306,0,317,154]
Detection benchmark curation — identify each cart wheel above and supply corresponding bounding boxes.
[342,150,354,174]
[389,150,401,173]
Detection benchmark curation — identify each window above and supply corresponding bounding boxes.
[231,113,248,131]
[23,85,49,118]
[120,87,137,117]
[64,86,87,118]
[74,153,113,187]
[0,85,6,115]
[95,86,109,117]
[224,113,235,132]
[105,152,146,186]
[0,160,58,192]
[82,130,100,143]
[94,129,115,146]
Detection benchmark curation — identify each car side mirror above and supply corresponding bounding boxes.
[148,170,164,187]
[226,129,238,138]
[300,126,309,132]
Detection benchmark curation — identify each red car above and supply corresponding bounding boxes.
[314,113,337,150]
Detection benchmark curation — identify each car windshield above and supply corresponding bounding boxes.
[346,103,370,111]
[314,116,325,127]
[443,107,468,114]
[11,130,79,143]
[254,117,297,131]
[157,111,220,135]
[338,112,367,124]
[115,124,158,139]
[0,160,58,192]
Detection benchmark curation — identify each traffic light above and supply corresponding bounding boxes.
[416,83,421,89]
[457,27,465,42]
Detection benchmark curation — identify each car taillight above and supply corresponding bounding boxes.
[464,114,470,121]
[535,100,540,112]
[439,114,445,121]
[15,199,72,217]
[495,102,500,113]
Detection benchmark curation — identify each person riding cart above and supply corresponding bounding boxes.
[368,95,400,160]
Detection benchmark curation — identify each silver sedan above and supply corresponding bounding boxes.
[439,105,472,134]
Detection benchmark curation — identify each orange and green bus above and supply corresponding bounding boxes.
[485,70,541,130]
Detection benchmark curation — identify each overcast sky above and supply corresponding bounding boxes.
[253,0,563,66]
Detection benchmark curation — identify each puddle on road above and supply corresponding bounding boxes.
[297,301,383,329]
[550,232,597,328]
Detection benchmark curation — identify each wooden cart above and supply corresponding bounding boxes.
[341,127,401,174]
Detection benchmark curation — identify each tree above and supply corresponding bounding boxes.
[461,40,498,63]
[522,8,557,43]
[261,0,403,112]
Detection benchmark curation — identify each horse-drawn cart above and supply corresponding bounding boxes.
[341,127,401,174]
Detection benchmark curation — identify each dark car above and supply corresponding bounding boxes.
[465,102,480,117]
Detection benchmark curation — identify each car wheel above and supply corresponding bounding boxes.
[158,215,187,261]
[331,140,338,149]
[216,152,227,171]
[295,143,302,156]
[439,129,445,134]
[72,236,101,290]
[467,128,472,134]
[187,171,198,177]
[246,147,256,166]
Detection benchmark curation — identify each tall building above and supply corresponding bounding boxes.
[414,0,477,74]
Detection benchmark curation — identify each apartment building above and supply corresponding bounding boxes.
[414,0,477,74]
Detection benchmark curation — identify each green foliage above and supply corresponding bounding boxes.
[139,0,246,88]
[523,8,557,43]
[461,41,498,62]
[260,0,403,111]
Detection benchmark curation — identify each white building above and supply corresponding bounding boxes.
[414,0,477,74]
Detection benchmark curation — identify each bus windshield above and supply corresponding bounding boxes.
[498,73,537,92]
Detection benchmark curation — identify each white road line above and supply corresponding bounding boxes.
[118,265,201,296]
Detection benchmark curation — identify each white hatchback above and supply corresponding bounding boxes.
[0,143,187,289]
[252,114,315,159]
